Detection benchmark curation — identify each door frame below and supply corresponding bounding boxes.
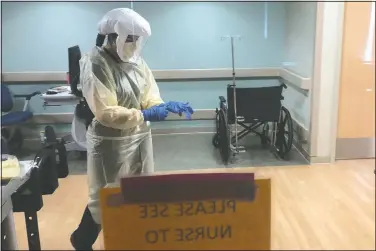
[309,2,345,163]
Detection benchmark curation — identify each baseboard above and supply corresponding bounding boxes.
[22,126,216,150]
[28,110,309,150]
[29,110,216,124]
[29,109,310,136]
[152,127,215,135]
[309,156,332,164]
[336,137,375,159]
[23,112,310,161]
[292,138,310,162]
[289,117,309,158]
[290,116,309,143]
[29,113,74,124]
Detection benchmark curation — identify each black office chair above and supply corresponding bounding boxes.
[68,45,95,129]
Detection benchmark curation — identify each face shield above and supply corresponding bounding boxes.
[115,33,148,64]
[112,9,150,64]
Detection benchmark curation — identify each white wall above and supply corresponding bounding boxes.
[282,2,317,137]
[283,2,317,78]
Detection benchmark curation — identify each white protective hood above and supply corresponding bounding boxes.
[97,8,151,63]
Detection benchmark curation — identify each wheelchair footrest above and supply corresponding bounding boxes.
[237,146,246,153]
[231,145,246,153]
[236,116,245,122]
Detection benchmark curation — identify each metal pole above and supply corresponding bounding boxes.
[1,200,18,251]
[221,35,242,153]
[230,37,240,152]
[231,37,236,84]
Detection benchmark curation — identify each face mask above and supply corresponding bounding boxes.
[115,35,144,63]
[121,42,137,61]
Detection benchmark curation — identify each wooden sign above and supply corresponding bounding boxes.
[100,173,271,250]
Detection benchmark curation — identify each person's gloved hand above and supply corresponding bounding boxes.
[163,101,194,119]
[142,105,168,122]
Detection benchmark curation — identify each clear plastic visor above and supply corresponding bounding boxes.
[116,34,147,64]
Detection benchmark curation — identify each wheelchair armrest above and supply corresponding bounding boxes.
[219,96,227,103]
[14,91,41,100]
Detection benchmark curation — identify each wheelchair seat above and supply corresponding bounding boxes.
[1,84,14,112]
[2,111,33,126]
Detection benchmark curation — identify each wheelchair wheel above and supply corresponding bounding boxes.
[260,123,270,148]
[218,109,231,164]
[275,106,293,159]
[212,108,220,148]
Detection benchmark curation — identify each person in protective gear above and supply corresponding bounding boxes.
[70,8,193,250]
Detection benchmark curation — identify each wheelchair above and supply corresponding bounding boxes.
[212,80,294,164]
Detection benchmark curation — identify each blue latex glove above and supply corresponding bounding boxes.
[142,105,168,122]
[163,101,194,119]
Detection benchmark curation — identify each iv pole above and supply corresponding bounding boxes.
[221,35,243,154]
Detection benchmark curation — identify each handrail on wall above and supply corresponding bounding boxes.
[1,67,311,91]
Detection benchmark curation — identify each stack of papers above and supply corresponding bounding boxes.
[48,86,71,93]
